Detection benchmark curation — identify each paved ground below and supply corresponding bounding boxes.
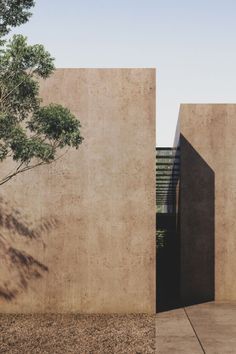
[156,302,236,353]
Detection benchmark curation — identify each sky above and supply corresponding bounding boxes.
[12,0,236,146]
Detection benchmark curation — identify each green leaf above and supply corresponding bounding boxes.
[0,1,84,185]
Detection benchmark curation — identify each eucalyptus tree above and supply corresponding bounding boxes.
[0,0,83,185]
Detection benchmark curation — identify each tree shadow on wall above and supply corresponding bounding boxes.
[0,197,58,301]
[156,136,215,312]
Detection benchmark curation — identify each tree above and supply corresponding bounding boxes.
[0,0,83,185]
[0,0,35,37]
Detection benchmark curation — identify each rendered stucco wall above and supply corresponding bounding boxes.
[0,69,156,313]
[179,104,236,302]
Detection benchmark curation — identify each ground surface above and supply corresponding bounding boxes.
[1,302,236,353]
[0,314,155,354]
[156,302,236,353]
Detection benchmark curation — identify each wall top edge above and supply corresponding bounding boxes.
[180,103,236,106]
[54,67,157,71]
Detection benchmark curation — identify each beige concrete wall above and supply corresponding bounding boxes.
[0,69,156,313]
[179,104,236,302]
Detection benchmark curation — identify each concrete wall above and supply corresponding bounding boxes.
[0,69,156,313]
[179,104,236,303]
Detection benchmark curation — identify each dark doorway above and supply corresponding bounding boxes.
[156,147,180,312]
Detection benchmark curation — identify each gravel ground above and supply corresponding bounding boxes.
[0,314,155,354]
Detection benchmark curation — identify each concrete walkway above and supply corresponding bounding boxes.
[156,302,236,353]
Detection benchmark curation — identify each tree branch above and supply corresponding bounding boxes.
[0,68,35,105]
[0,148,69,186]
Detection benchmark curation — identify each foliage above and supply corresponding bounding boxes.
[0,0,35,37]
[156,229,166,249]
[0,1,83,185]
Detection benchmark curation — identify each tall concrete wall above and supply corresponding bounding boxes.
[0,69,156,313]
[179,104,236,303]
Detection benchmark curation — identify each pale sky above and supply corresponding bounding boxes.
[12,0,236,146]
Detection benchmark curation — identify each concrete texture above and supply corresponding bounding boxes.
[0,69,156,313]
[178,104,236,302]
[156,302,236,354]
[0,314,155,353]
[155,308,202,354]
[179,133,215,306]
[186,302,236,354]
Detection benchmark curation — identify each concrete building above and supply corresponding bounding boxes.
[156,104,236,311]
[178,104,236,303]
[1,69,236,315]
[0,69,156,313]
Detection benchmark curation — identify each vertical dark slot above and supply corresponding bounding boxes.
[156,147,181,312]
